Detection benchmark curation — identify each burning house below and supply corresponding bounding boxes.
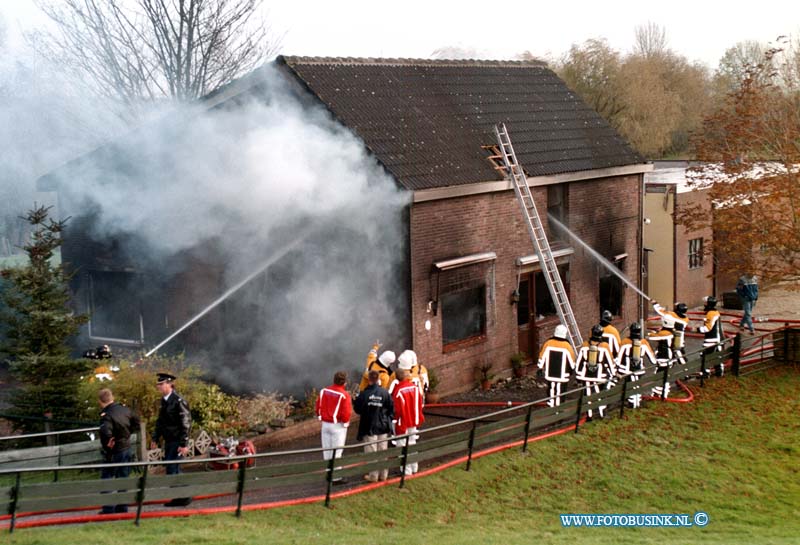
[39,57,650,396]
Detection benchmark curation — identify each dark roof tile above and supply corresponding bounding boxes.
[279,56,643,191]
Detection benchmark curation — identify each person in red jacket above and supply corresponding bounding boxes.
[315,371,352,465]
[392,368,424,476]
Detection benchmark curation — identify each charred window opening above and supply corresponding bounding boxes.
[432,252,496,349]
[533,264,570,319]
[442,285,486,345]
[599,257,626,317]
[88,270,143,343]
[688,237,704,269]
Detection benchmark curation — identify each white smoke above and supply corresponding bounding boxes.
[44,64,410,394]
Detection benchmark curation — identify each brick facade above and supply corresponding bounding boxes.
[409,174,643,396]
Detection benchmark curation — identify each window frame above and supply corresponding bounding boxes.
[688,237,704,269]
[441,283,488,350]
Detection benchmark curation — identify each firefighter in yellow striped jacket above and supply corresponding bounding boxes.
[359,344,394,391]
[647,309,675,398]
[575,325,616,419]
[699,296,725,377]
[600,310,621,358]
[537,324,576,408]
[616,323,656,408]
[652,301,690,365]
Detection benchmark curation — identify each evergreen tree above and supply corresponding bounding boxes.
[0,205,89,425]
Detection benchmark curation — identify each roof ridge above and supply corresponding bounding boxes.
[280,55,548,68]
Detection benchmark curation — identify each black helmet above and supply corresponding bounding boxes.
[675,303,688,317]
[704,296,717,310]
[590,324,604,342]
[629,322,642,339]
[96,345,112,358]
[600,310,613,325]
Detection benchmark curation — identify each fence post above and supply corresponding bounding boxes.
[139,420,148,463]
[619,377,629,418]
[324,456,336,507]
[54,432,61,482]
[235,459,248,518]
[399,438,410,489]
[8,472,20,534]
[574,389,584,434]
[135,465,148,526]
[465,422,477,472]
[784,323,790,365]
[521,405,534,453]
[732,333,742,377]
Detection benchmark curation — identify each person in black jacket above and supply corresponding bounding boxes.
[98,388,140,514]
[353,370,394,482]
[151,372,193,506]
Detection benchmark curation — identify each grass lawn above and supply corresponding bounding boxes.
[8,366,799,545]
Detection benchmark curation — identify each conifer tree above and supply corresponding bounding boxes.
[0,205,89,425]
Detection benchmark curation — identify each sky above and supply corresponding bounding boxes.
[2,0,799,69]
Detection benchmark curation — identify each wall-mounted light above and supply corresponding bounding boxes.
[643,218,652,224]
[427,299,438,316]
[510,289,520,305]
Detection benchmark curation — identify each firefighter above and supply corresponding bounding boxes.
[537,324,576,408]
[359,348,394,391]
[647,311,675,398]
[652,301,689,365]
[408,350,429,397]
[574,324,615,419]
[699,296,725,376]
[599,310,621,358]
[388,350,425,397]
[616,322,656,408]
[392,368,424,475]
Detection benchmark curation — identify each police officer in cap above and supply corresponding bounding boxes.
[151,372,193,506]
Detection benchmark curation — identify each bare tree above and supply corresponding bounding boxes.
[633,22,668,59]
[33,0,282,109]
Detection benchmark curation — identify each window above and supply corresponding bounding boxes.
[547,184,568,241]
[442,285,486,345]
[599,259,625,317]
[88,271,143,342]
[533,264,570,319]
[688,238,704,269]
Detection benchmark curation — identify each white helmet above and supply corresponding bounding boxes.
[554,324,568,340]
[378,350,396,367]
[397,350,415,370]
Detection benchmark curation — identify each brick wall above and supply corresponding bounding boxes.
[409,174,643,396]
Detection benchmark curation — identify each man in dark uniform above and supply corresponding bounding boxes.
[353,369,394,482]
[98,388,140,514]
[151,372,192,506]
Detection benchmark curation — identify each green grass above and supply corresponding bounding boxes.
[8,367,800,544]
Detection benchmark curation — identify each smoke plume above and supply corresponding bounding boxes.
[8,61,410,395]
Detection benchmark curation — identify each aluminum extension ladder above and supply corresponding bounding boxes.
[493,123,583,350]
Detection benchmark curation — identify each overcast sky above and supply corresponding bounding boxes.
[2,1,799,69]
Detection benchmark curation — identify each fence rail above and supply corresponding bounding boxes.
[1,328,796,532]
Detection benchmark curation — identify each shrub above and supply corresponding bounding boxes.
[79,354,242,436]
[238,392,294,428]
